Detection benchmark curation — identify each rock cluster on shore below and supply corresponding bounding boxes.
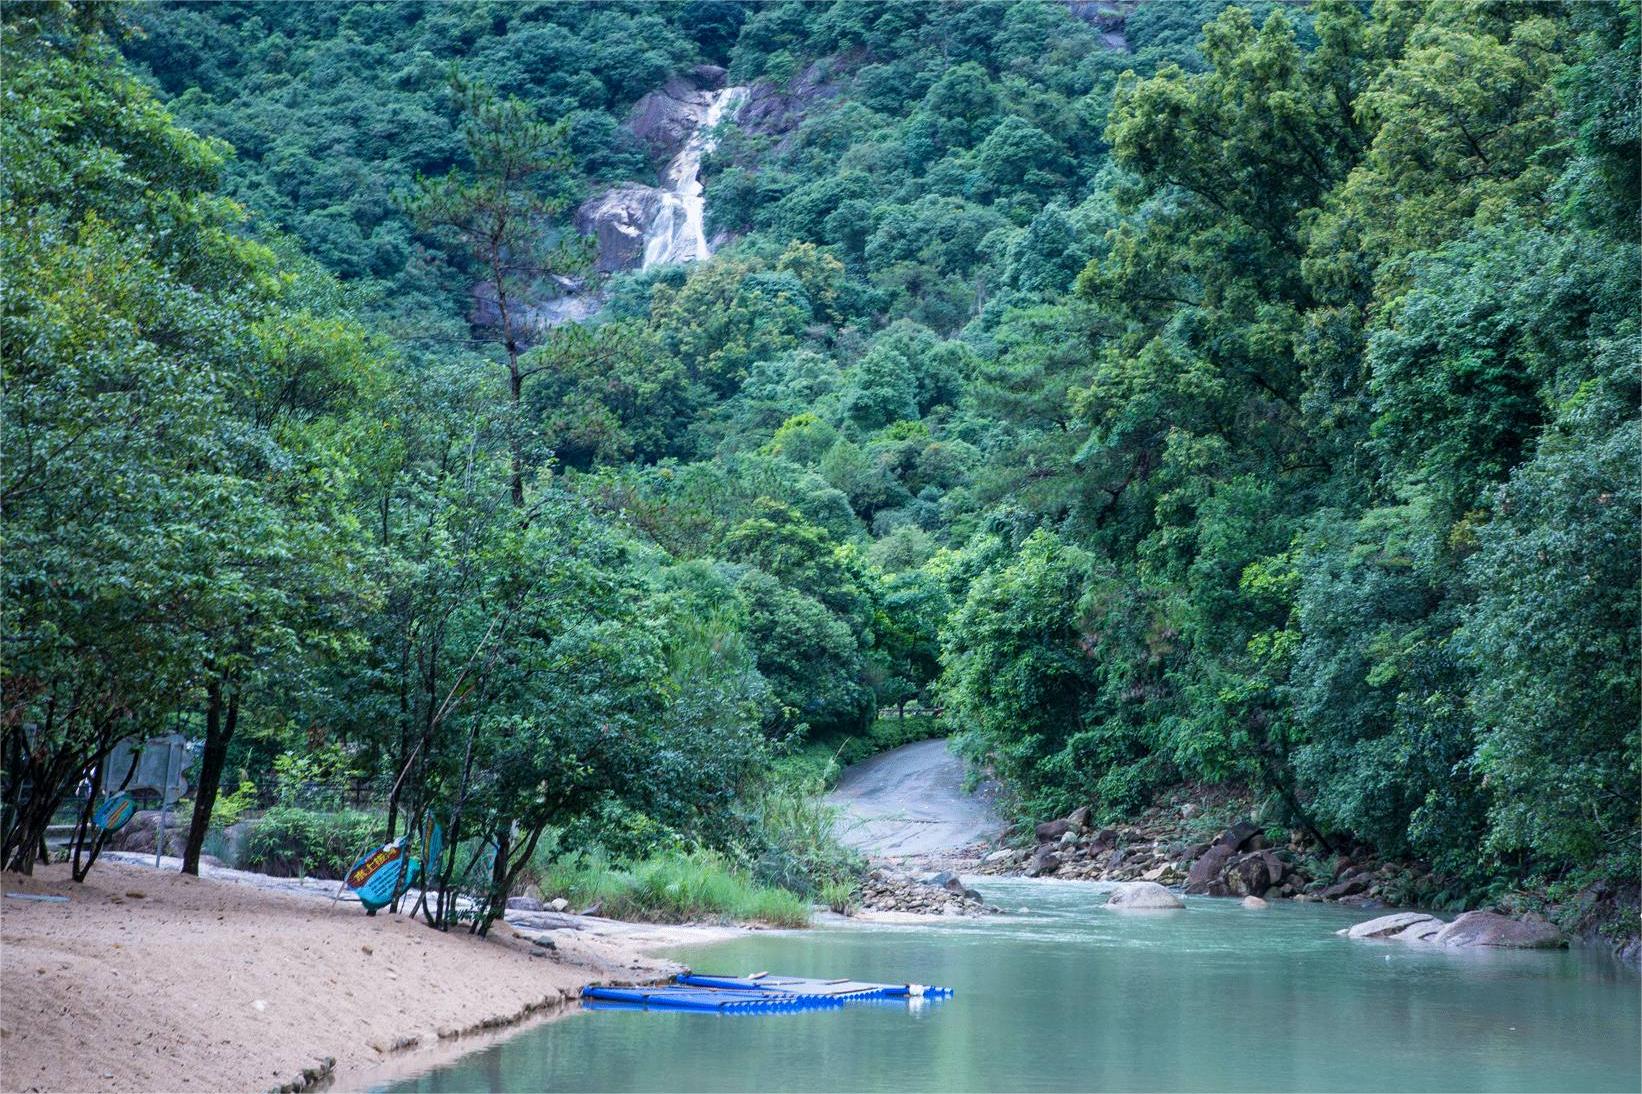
[855,868,999,916]
[975,795,1583,954]
[974,799,1442,909]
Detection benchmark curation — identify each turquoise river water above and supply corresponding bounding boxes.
[389,877,1640,1092]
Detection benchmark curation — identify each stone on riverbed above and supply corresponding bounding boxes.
[1338,911,1441,940]
[1105,882,1185,910]
[1242,896,1268,910]
[1433,911,1563,949]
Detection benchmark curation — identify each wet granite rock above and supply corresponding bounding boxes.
[1338,912,1441,940]
[1105,881,1185,910]
[1434,911,1563,949]
[575,185,663,274]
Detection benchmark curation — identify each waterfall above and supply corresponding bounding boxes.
[642,86,747,269]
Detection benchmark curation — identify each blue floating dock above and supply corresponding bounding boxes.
[678,973,954,999]
[580,985,843,1012]
[583,972,954,1014]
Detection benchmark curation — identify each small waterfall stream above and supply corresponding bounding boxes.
[641,86,747,268]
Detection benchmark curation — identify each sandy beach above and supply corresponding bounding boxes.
[0,859,741,1093]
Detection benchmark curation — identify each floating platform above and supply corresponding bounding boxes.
[579,985,842,1012]
[677,973,954,999]
[582,973,954,1013]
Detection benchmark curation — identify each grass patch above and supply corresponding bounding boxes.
[541,847,812,928]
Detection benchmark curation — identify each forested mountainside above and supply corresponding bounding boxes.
[4,0,1636,926]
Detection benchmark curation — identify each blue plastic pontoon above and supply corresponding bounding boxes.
[677,973,954,999]
[579,984,844,1012]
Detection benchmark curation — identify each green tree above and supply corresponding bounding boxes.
[406,72,580,506]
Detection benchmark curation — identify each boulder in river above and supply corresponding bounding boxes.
[1433,911,1564,949]
[1338,912,1441,940]
[1105,882,1185,910]
[1242,895,1269,909]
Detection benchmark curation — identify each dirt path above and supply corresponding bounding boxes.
[826,738,1003,861]
[0,859,737,1093]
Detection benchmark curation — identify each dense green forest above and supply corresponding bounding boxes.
[3,0,1637,926]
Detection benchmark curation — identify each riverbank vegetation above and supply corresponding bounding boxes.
[541,847,813,927]
[3,0,1636,928]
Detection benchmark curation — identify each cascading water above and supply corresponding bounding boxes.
[641,86,747,268]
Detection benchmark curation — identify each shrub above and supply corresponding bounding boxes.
[242,807,380,879]
[210,777,257,829]
[741,780,862,895]
[540,848,811,927]
[818,878,857,914]
[834,715,946,768]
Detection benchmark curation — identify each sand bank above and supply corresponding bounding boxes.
[0,858,741,1093]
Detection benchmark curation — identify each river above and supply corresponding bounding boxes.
[388,876,1640,1093]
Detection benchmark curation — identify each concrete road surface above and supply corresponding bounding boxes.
[826,738,1003,858]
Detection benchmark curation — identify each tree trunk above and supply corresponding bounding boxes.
[507,349,524,508]
[477,824,513,938]
[182,682,237,875]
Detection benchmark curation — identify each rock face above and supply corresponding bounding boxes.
[736,61,841,151]
[575,186,662,274]
[628,74,722,161]
[1062,0,1138,31]
[1434,911,1564,949]
[1105,882,1185,910]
